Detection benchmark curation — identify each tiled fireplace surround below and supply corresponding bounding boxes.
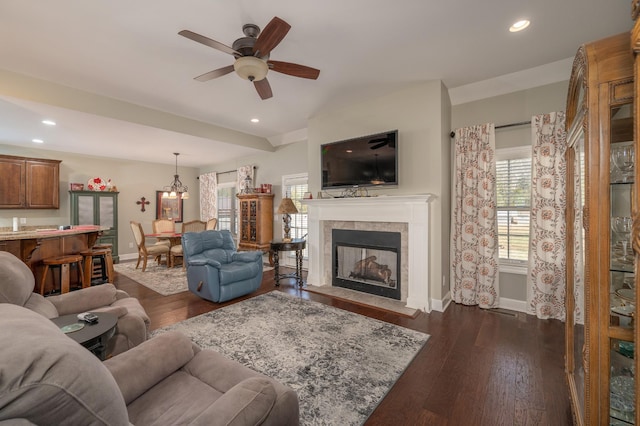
[304,194,434,312]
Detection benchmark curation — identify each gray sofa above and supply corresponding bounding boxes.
[0,303,300,425]
[183,230,263,303]
[0,251,149,357]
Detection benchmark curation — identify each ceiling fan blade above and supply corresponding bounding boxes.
[252,17,291,57]
[370,142,387,150]
[178,30,240,56]
[254,78,273,100]
[194,65,235,82]
[269,61,320,79]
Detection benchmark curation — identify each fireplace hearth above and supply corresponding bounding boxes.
[332,229,401,300]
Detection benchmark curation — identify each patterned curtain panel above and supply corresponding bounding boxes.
[237,165,254,194]
[526,112,568,320]
[450,123,500,308]
[199,172,217,222]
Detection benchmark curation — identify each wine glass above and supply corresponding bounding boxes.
[612,145,635,182]
[611,216,632,263]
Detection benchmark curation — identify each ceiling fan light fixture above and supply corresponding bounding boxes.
[234,56,268,81]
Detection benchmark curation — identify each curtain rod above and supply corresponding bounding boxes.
[216,169,237,175]
[449,120,531,138]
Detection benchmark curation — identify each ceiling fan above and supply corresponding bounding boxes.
[179,17,320,100]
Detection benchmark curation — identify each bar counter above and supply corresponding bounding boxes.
[0,225,109,294]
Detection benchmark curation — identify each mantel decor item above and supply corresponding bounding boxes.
[162,153,189,200]
[276,197,298,242]
[156,191,183,222]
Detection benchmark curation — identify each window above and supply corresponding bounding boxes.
[496,146,532,272]
[282,173,308,259]
[217,183,238,235]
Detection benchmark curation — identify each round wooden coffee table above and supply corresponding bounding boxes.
[51,312,117,360]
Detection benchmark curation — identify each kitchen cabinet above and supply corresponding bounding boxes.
[0,154,60,209]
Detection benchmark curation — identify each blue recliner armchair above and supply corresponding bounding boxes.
[182,230,263,303]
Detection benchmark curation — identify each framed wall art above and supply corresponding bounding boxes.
[156,191,183,222]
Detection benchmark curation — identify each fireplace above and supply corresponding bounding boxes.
[332,229,401,300]
[304,194,435,312]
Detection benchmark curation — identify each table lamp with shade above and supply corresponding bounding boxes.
[277,197,298,242]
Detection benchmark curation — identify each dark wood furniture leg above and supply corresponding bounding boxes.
[273,250,280,286]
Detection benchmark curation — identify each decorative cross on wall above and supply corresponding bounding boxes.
[136,196,150,212]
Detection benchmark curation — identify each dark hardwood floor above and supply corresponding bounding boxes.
[115,266,573,426]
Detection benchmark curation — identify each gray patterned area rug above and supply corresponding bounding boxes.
[114,262,188,296]
[114,261,274,296]
[152,291,429,425]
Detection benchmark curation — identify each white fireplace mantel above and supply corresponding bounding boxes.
[303,194,435,312]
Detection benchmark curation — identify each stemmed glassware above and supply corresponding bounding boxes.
[611,216,633,264]
[611,144,635,182]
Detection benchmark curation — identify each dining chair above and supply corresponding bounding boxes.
[170,220,206,269]
[151,219,175,248]
[205,218,218,230]
[130,221,170,272]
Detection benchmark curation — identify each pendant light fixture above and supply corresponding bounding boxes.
[162,153,189,200]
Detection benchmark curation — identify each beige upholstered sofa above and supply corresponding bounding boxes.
[0,304,300,425]
[0,251,149,356]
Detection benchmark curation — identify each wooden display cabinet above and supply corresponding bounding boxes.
[237,193,274,252]
[70,191,119,262]
[566,32,637,425]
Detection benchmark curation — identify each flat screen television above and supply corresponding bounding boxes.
[321,130,398,189]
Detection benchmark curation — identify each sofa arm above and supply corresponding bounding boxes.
[104,331,195,405]
[232,251,262,263]
[189,258,222,268]
[189,377,277,426]
[46,284,118,316]
[90,305,128,318]
[114,289,130,300]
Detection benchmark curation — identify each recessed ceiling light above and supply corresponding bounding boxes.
[32,138,44,144]
[346,149,353,153]
[250,118,260,123]
[41,119,56,126]
[509,19,530,32]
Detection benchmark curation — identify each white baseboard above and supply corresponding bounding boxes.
[499,297,527,313]
[118,253,138,261]
[432,294,527,313]
[430,291,452,312]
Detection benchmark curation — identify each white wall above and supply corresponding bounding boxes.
[0,144,199,258]
[202,140,309,240]
[451,80,569,306]
[307,80,452,305]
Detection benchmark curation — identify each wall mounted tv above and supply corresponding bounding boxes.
[321,130,398,189]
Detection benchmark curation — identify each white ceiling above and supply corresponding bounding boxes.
[0,0,633,167]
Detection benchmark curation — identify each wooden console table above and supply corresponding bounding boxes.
[270,239,306,287]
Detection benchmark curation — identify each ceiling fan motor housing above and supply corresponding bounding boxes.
[234,56,268,81]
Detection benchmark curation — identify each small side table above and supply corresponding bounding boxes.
[51,312,118,360]
[270,239,306,287]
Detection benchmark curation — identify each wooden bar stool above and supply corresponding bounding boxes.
[40,255,85,295]
[93,243,114,281]
[80,246,113,286]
